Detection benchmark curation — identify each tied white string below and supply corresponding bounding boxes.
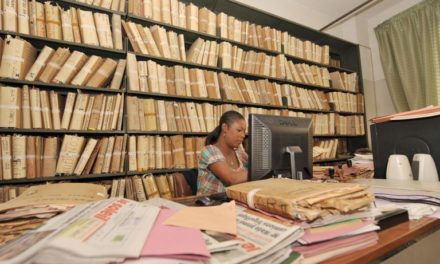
[63,63,77,71]
[80,24,96,30]
[2,55,24,63]
[48,62,61,70]
[246,188,261,209]
[97,69,110,78]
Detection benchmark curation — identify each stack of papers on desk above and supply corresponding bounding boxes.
[298,219,378,245]
[144,198,304,264]
[226,178,374,221]
[353,179,440,219]
[288,217,379,263]
[292,231,378,264]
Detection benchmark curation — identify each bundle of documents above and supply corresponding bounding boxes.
[226,178,374,221]
[0,183,107,247]
[0,1,123,49]
[0,36,125,89]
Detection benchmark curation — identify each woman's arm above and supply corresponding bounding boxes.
[208,161,248,186]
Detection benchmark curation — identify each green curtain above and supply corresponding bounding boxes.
[374,0,440,112]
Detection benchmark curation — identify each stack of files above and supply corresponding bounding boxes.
[127,135,205,171]
[312,139,339,161]
[0,2,123,49]
[0,183,107,247]
[329,71,357,92]
[298,219,379,245]
[122,21,186,61]
[75,0,126,12]
[126,55,221,100]
[0,134,126,179]
[0,87,124,130]
[0,36,126,89]
[226,178,375,222]
[290,218,379,263]
[292,231,378,264]
[108,173,193,202]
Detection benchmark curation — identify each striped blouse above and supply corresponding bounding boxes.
[197,145,248,195]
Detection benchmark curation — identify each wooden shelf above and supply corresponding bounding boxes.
[0,78,124,94]
[126,168,198,176]
[126,91,223,104]
[0,129,124,135]
[0,172,127,186]
[0,30,126,58]
[58,0,126,16]
[127,131,209,136]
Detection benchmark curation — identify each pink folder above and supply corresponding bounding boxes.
[141,208,210,260]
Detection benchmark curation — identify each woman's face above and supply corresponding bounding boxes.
[222,119,247,149]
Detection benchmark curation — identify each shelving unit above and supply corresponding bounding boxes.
[0,0,368,198]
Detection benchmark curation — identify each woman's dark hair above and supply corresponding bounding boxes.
[205,110,245,145]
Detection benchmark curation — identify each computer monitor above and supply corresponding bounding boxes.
[248,114,313,181]
[371,115,440,179]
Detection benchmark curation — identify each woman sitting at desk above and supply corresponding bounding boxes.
[197,110,248,195]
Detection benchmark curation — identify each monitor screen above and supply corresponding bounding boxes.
[371,115,440,180]
[248,114,313,181]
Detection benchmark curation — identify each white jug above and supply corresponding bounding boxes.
[412,154,439,182]
[386,154,413,181]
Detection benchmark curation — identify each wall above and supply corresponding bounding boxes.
[326,0,423,117]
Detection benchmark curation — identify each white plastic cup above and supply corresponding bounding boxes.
[386,154,413,181]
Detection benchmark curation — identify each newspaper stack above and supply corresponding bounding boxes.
[0,183,108,247]
[0,198,160,264]
[226,178,374,221]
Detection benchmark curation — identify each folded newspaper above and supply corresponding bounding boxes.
[226,178,374,221]
[0,198,160,264]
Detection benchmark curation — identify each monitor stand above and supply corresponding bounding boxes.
[286,146,303,180]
